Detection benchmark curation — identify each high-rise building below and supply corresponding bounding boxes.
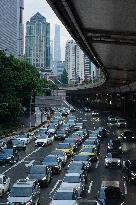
[65,40,84,84]
[54,24,61,62]
[84,55,91,81]
[50,40,53,70]
[0,0,24,59]
[25,12,50,70]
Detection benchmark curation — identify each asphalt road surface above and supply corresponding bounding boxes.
[0,108,136,205]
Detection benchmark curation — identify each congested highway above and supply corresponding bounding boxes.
[0,106,136,205]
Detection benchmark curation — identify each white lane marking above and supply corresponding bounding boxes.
[2,147,42,174]
[95,160,99,168]
[50,180,62,194]
[25,160,35,167]
[124,181,127,194]
[88,181,93,193]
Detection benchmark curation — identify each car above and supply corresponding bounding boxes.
[96,181,125,205]
[66,162,88,180]
[70,106,76,112]
[79,147,98,161]
[122,160,136,183]
[0,148,19,165]
[55,130,67,141]
[0,175,10,196]
[42,155,62,174]
[74,123,83,131]
[47,124,56,134]
[61,123,71,133]
[116,118,127,128]
[27,165,52,187]
[84,107,91,112]
[121,129,135,141]
[72,155,92,170]
[35,134,53,147]
[8,179,40,205]
[7,138,26,151]
[105,152,122,168]
[82,139,97,150]
[92,110,99,118]
[50,188,80,205]
[60,173,86,196]
[56,143,74,157]
[107,140,123,153]
[51,150,67,165]
[68,120,76,127]
[70,134,83,146]
[16,133,30,144]
[64,138,78,151]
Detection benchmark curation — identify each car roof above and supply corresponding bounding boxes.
[13,179,36,188]
[65,173,80,177]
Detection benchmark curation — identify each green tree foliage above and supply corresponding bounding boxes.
[0,51,44,122]
[60,69,68,85]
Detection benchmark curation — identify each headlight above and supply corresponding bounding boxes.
[105,159,108,162]
[131,172,136,176]
[55,165,59,168]
[119,146,122,149]
[7,157,11,159]
[118,160,120,163]
[42,176,47,180]
[132,137,134,138]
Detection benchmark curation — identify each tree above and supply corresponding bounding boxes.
[60,69,68,85]
[0,51,45,122]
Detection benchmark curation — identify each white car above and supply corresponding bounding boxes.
[35,134,53,147]
[50,188,80,205]
[16,133,30,144]
[0,175,10,196]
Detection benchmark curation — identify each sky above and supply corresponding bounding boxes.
[24,0,72,60]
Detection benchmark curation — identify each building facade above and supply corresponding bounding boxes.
[65,40,84,84]
[25,12,50,71]
[0,0,24,59]
[65,40,100,84]
[54,24,61,62]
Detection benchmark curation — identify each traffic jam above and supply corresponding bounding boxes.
[0,106,135,205]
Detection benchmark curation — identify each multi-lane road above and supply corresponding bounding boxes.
[0,108,136,205]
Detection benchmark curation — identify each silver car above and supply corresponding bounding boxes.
[8,179,40,205]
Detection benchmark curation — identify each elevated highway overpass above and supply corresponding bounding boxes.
[47,0,136,94]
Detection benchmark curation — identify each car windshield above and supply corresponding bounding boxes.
[118,119,126,123]
[37,135,48,139]
[43,156,57,162]
[82,148,94,152]
[130,162,136,171]
[74,155,88,161]
[64,176,80,183]
[57,144,70,149]
[69,163,82,170]
[53,192,76,200]
[48,124,55,129]
[64,139,74,143]
[16,134,27,138]
[57,130,65,134]
[12,140,22,145]
[10,187,32,197]
[84,141,95,145]
[30,166,45,174]
[107,153,119,158]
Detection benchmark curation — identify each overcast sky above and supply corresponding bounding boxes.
[24,0,72,60]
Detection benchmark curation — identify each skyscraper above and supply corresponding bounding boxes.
[0,0,24,59]
[25,12,50,70]
[50,40,53,70]
[65,40,84,84]
[54,24,61,62]
[84,54,91,80]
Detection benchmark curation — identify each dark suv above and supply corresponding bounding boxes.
[42,155,62,174]
[122,160,136,183]
[0,148,19,165]
[27,165,52,187]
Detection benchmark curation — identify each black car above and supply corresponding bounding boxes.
[64,138,78,151]
[121,129,135,142]
[41,155,62,174]
[0,148,19,165]
[122,160,136,183]
[96,186,125,205]
[7,139,26,151]
[55,130,67,141]
[61,124,71,133]
[27,165,52,187]
[107,139,123,153]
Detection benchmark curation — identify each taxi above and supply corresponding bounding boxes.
[79,147,98,161]
[56,143,74,157]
